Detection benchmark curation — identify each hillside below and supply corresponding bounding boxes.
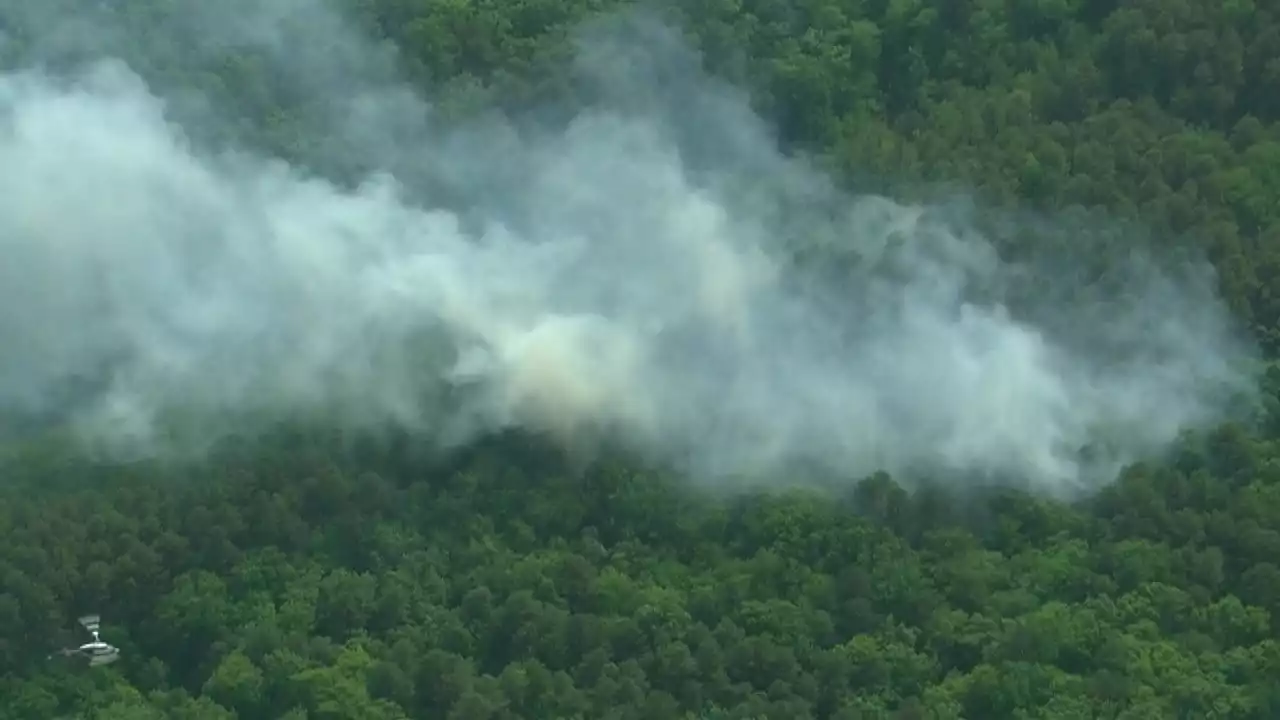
[3,0,1280,718]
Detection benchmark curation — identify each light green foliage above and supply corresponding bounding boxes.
[3,0,1280,718]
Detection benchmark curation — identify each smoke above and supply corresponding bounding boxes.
[0,1,1258,497]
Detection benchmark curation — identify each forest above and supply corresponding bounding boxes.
[4,0,1280,717]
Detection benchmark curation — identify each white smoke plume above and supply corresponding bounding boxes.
[0,2,1258,496]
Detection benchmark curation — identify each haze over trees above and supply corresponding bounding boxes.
[2,0,1280,718]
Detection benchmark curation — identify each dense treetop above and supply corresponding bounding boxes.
[3,0,1280,718]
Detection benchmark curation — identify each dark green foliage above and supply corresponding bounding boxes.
[9,439,1280,719]
[5,0,1280,718]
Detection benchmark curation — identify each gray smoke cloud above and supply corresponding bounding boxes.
[0,1,1258,497]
